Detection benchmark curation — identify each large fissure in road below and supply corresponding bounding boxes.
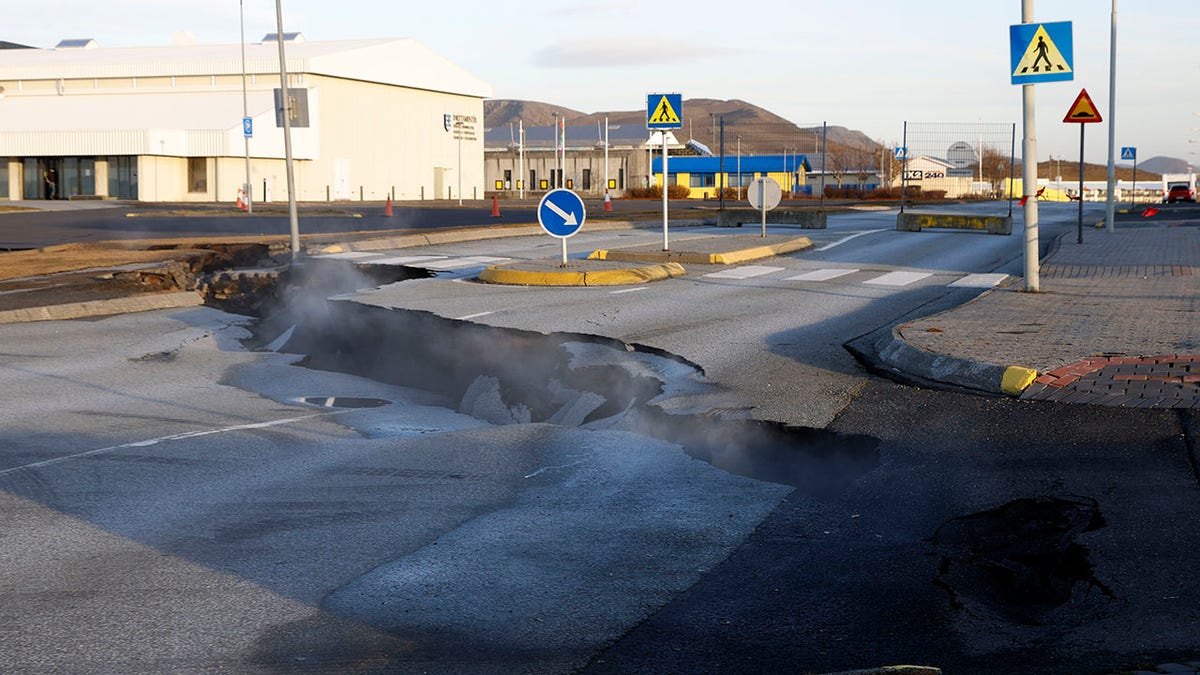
[240,260,880,490]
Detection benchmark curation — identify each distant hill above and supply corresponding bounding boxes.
[1137,156,1192,175]
[484,98,880,155]
[1039,160,1159,182]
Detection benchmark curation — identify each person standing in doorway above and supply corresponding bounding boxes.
[44,169,58,200]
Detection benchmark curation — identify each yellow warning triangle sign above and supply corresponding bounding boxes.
[1012,24,1072,76]
[650,96,681,125]
[1063,88,1102,123]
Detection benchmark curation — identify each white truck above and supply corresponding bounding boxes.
[1161,172,1197,203]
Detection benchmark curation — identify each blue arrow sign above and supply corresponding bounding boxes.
[894,147,907,160]
[538,189,586,238]
[243,117,253,139]
[1121,146,1136,161]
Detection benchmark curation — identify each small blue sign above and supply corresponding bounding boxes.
[1010,21,1074,85]
[1121,147,1136,161]
[243,117,253,138]
[894,147,907,160]
[646,93,683,130]
[538,189,586,238]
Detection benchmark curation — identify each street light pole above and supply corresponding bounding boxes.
[273,0,300,260]
[1104,0,1118,232]
[239,0,252,213]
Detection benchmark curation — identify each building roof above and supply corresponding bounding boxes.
[0,37,492,98]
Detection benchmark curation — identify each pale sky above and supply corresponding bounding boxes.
[11,1,1200,165]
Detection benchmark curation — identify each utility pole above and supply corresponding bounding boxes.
[1104,0,1118,232]
[239,0,252,213]
[273,0,300,260]
[1021,0,1040,291]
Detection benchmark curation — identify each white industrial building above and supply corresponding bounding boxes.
[0,35,492,203]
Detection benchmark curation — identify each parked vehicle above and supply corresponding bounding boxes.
[1161,172,1197,203]
[1165,184,1195,203]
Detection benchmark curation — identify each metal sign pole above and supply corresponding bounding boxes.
[1078,123,1085,244]
[662,132,669,251]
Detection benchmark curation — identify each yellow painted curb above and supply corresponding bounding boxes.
[1000,366,1038,395]
[478,262,685,286]
[713,237,812,264]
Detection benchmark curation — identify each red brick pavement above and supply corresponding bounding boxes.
[1022,355,1200,407]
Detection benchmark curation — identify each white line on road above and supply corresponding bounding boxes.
[816,228,888,251]
[864,271,933,286]
[703,265,785,280]
[422,256,511,270]
[0,413,342,479]
[949,273,1009,288]
[783,268,860,282]
[609,287,647,295]
[456,311,495,320]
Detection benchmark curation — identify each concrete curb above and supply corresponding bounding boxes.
[0,291,203,324]
[588,236,813,265]
[876,323,1037,396]
[478,262,686,286]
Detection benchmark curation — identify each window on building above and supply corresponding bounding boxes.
[618,168,625,190]
[0,161,8,199]
[689,174,716,188]
[582,169,591,190]
[529,169,536,191]
[187,158,208,193]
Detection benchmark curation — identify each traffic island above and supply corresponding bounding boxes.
[478,259,686,286]
[589,234,812,265]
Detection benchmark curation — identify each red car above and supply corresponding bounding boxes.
[1165,184,1195,203]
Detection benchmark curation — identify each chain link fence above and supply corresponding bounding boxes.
[899,122,1017,216]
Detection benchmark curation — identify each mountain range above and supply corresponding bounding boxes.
[484,98,1186,180]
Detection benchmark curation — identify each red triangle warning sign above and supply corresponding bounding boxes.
[1063,89,1102,124]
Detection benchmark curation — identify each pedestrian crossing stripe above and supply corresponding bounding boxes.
[1010,22,1073,85]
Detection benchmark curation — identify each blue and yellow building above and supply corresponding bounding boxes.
[652,154,813,199]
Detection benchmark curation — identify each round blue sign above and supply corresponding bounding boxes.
[537,189,586,238]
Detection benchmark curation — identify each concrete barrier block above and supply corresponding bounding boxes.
[895,212,1012,235]
[716,209,827,229]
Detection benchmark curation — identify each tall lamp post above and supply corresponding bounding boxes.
[239,0,252,213]
[273,0,300,259]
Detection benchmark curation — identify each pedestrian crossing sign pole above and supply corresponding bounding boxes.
[1011,16,1073,293]
[647,93,682,251]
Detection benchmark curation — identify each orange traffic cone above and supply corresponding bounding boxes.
[492,194,501,218]
[384,195,393,217]
[604,190,612,212]
[236,189,246,211]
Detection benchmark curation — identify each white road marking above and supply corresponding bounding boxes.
[0,413,342,479]
[456,311,495,320]
[369,255,449,265]
[816,228,888,251]
[949,273,1009,288]
[422,256,511,270]
[864,271,933,286]
[609,287,647,295]
[314,251,383,260]
[784,268,860,282]
[703,265,785,280]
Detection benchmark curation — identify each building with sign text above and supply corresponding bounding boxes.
[0,35,491,202]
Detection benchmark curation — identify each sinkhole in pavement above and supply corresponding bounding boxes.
[239,259,881,490]
[927,495,1115,625]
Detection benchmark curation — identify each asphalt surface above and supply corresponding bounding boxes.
[1,198,1198,673]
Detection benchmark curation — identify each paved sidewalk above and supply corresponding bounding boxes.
[879,226,1200,408]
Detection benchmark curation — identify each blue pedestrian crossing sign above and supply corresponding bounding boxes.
[647,93,683,130]
[1010,21,1073,85]
[242,117,253,138]
[894,147,907,160]
[538,189,586,238]
[1121,147,1136,161]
